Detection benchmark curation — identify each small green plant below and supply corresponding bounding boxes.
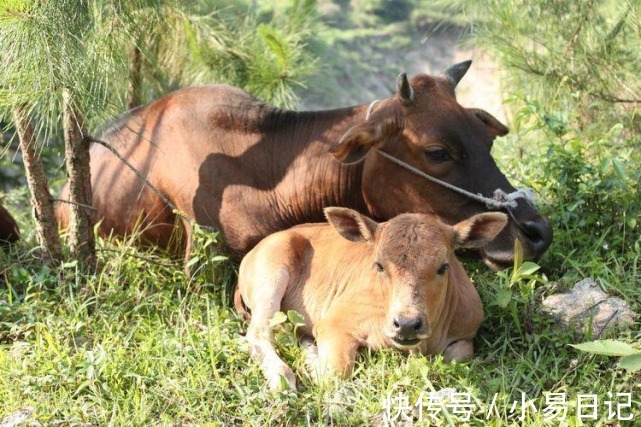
[269,310,307,348]
[489,240,546,335]
[185,220,228,272]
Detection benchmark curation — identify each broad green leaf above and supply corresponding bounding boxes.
[186,257,201,268]
[618,354,641,372]
[494,289,512,308]
[287,310,306,327]
[612,158,627,182]
[183,20,202,61]
[269,311,288,327]
[599,157,610,174]
[518,261,540,276]
[570,340,635,356]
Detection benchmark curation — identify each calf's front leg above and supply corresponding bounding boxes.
[312,320,360,383]
[243,266,297,391]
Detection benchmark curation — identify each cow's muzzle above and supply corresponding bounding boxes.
[481,210,554,271]
[387,315,431,349]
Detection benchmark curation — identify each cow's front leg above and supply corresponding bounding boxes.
[312,321,360,383]
[442,339,474,362]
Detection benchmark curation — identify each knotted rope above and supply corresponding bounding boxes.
[375,150,536,210]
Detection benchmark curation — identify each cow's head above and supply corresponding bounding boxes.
[330,61,552,270]
[325,207,507,349]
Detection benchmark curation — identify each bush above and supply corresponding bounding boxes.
[508,97,641,272]
[458,0,641,288]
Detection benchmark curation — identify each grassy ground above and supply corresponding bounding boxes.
[1,200,639,425]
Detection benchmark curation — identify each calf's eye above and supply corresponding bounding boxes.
[436,263,449,275]
[374,262,384,272]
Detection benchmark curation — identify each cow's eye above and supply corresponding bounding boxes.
[374,262,384,272]
[425,147,451,163]
[436,263,449,275]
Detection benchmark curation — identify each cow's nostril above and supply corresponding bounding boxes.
[519,220,553,255]
[393,316,422,337]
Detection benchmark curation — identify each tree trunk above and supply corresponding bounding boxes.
[127,45,143,109]
[13,107,63,263]
[62,89,96,271]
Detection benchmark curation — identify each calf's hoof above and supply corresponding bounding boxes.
[300,337,319,368]
[267,364,297,392]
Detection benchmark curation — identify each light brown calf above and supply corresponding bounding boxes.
[235,208,507,391]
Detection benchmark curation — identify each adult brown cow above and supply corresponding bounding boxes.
[57,61,552,269]
[0,203,19,244]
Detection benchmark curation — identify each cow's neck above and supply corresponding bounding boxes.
[270,105,371,226]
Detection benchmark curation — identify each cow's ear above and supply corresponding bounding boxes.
[324,207,378,242]
[469,108,509,139]
[330,123,381,164]
[453,212,508,249]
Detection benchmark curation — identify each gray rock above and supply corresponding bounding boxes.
[0,407,34,427]
[541,278,637,337]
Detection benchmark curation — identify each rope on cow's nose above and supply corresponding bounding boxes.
[375,149,536,211]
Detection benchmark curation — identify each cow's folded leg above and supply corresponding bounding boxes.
[312,323,359,384]
[442,339,474,362]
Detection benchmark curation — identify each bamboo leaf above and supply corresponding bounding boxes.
[493,289,512,308]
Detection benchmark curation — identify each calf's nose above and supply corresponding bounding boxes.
[393,316,423,338]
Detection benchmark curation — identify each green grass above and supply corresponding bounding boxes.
[1,208,639,425]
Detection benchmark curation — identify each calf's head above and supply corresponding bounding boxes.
[330,61,552,270]
[325,207,507,349]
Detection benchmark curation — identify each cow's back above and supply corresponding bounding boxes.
[56,85,270,250]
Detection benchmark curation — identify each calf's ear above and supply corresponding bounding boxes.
[324,207,378,243]
[453,212,508,249]
[330,123,381,164]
